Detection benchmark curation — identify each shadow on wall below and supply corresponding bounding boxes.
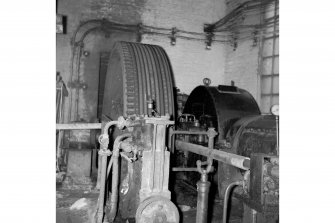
[68,28,138,123]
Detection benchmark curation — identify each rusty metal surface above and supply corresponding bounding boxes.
[226,115,278,157]
[115,117,177,220]
[249,154,279,213]
[102,41,175,121]
[139,117,174,201]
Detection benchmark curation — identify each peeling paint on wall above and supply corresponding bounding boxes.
[141,0,227,94]
[57,0,228,121]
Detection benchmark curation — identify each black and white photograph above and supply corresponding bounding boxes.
[55,0,279,222]
[1,0,334,223]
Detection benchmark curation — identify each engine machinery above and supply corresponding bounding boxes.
[99,42,279,223]
[175,85,279,223]
[58,41,279,223]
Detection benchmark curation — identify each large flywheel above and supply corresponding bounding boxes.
[101,41,176,220]
[102,41,175,120]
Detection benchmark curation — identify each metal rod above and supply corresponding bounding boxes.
[171,130,209,135]
[96,120,119,223]
[275,115,279,155]
[56,123,102,130]
[109,133,132,222]
[172,167,198,172]
[222,181,243,223]
[97,150,109,223]
[168,129,212,154]
[56,86,64,172]
[252,209,257,223]
[175,140,250,170]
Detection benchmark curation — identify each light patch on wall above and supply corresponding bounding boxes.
[141,34,225,94]
[140,0,227,94]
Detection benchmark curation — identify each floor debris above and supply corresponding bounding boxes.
[178,204,191,212]
[70,198,88,210]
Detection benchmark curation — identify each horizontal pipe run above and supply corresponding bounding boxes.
[168,130,208,152]
[56,123,102,130]
[170,130,208,136]
[172,167,198,172]
[175,140,250,170]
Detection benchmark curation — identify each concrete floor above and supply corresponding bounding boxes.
[56,177,242,223]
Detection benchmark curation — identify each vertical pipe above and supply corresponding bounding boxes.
[109,133,132,222]
[222,181,242,223]
[96,155,102,189]
[252,209,257,223]
[97,151,108,223]
[196,174,211,223]
[109,155,119,222]
[95,121,119,223]
[275,115,279,155]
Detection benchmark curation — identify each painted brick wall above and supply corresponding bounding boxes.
[57,0,227,122]
[222,0,262,104]
[57,0,91,123]
[141,0,227,94]
[223,39,260,102]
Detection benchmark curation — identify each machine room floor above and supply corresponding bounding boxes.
[56,177,242,223]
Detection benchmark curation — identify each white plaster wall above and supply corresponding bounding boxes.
[223,39,260,102]
[141,0,227,94]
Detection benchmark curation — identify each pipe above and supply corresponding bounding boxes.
[222,181,243,223]
[252,209,257,223]
[168,128,216,154]
[196,173,211,223]
[109,133,132,223]
[96,121,119,223]
[172,167,198,172]
[171,130,209,135]
[56,123,102,130]
[96,149,110,223]
[96,117,132,189]
[106,134,132,176]
[275,115,279,155]
[169,130,208,149]
[175,140,250,170]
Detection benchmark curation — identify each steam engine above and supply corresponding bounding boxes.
[175,84,279,223]
[59,41,279,223]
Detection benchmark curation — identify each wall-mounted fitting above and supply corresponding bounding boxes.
[68,80,88,90]
[56,14,66,34]
[169,27,177,46]
[252,30,259,47]
[103,29,111,39]
[74,41,84,48]
[137,23,143,42]
[230,36,238,51]
[205,32,214,50]
[203,78,211,86]
[83,50,90,57]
